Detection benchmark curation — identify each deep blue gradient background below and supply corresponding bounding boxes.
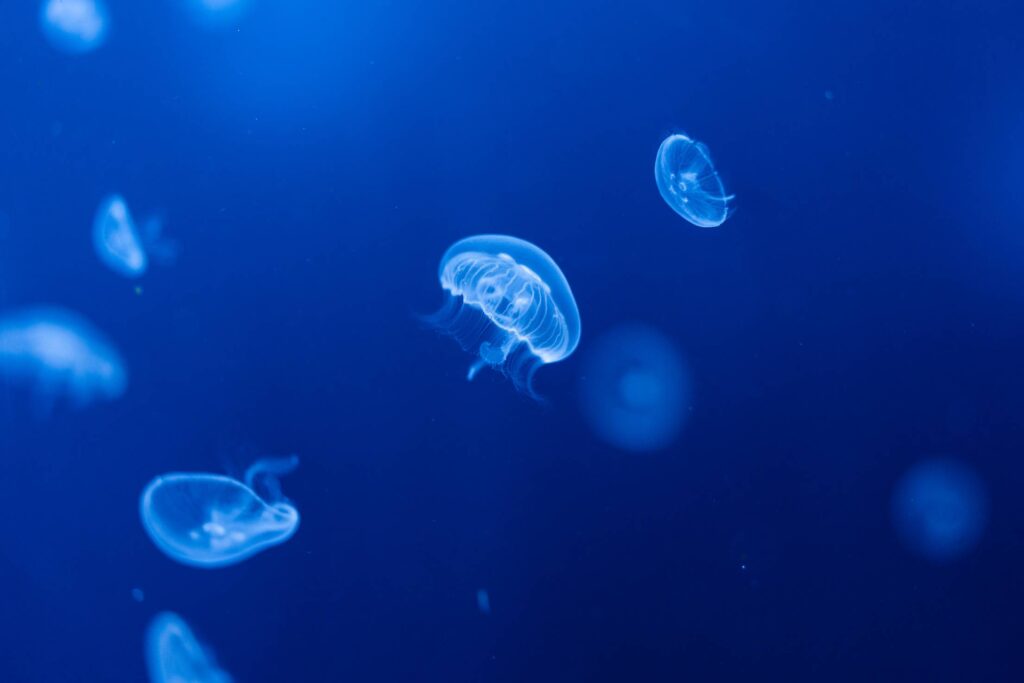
[1,1,1023,680]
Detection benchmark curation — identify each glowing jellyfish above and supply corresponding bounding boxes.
[655,133,732,227]
[425,234,581,395]
[0,307,126,411]
[146,612,233,683]
[579,324,691,452]
[892,458,989,562]
[140,456,300,568]
[39,0,109,55]
[93,195,178,279]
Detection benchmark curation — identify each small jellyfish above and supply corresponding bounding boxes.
[579,324,691,451]
[146,612,233,683]
[425,234,581,395]
[892,458,989,562]
[140,456,300,568]
[655,133,733,227]
[476,589,491,616]
[0,306,126,412]
[39,0,109,55]
[93,195,178,279]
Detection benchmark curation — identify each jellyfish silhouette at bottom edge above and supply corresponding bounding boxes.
[146,612,233,683]
[423,234,581,397]
[140,455,300,568]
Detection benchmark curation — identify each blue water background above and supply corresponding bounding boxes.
[1,0,1023,680]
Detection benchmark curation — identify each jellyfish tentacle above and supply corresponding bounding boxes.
[244,455,299,502]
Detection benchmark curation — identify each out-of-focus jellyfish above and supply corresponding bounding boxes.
[0,307,126,411]
[655,133,732,227]
[425,234,581,395]
[39,0,109,55]
[184,0,252,27]
[579,324,691,452]
[140,455,300,568]
[93,195,178,279]
[146,612,232,683]
[476,589,491,615]
[892,458,989,562]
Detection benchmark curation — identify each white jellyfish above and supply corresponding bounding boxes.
[146,612,233,683]
[93,194,178,279]
[140,456,301,568]
[39,0,109,55]
[655,133,733,227]
[0,306,126,411]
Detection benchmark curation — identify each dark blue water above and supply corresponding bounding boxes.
[1,1,1023,680]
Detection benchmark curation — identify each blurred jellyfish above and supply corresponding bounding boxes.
[0,307,126,412]
[146,612,233,683]
[93,195,178,279]
[184,0,252,27]
[425,234,581,395]
[579,324,691,452]
[892,458,989,562]
[655,133,732,227]
[39,0,109,54]
[140,455,300,568]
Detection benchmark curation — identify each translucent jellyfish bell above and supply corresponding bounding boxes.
[93,194,178,279]
[39,0,109,55]
[655,133,733,227]
[892,458,989,562]
[0,306,126,412]
[140,456,300,568]
[580,324,691,451]
[146,612,233,683]
[425,234,581,395]
[184,0,252,27]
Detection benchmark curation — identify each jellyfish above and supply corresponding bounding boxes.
[579,324,691,452]
[39,0,109,55]
[0,307,126,412]
[425,234,581,395]
[93,194,178,279]
[891,458,989,562]
[146,612,233,683]
[140,455,300,568]
[654,133,732,227]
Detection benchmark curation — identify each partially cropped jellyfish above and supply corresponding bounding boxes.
[425,234,581,395]
[579,324,691,452]
[892,458,989,562]
[655,133,733,227]
[146,612,233,683]
[0,306,126,412]
[39,0,109,55]
[93,194,178,279]
[140,455,300,568]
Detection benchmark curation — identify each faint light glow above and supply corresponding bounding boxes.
[579,324,691,452]
[892,458,989,562]
[131,588,145,603]
[39,0,109,54]
[185,0,252,27]
[476,589,491,615]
